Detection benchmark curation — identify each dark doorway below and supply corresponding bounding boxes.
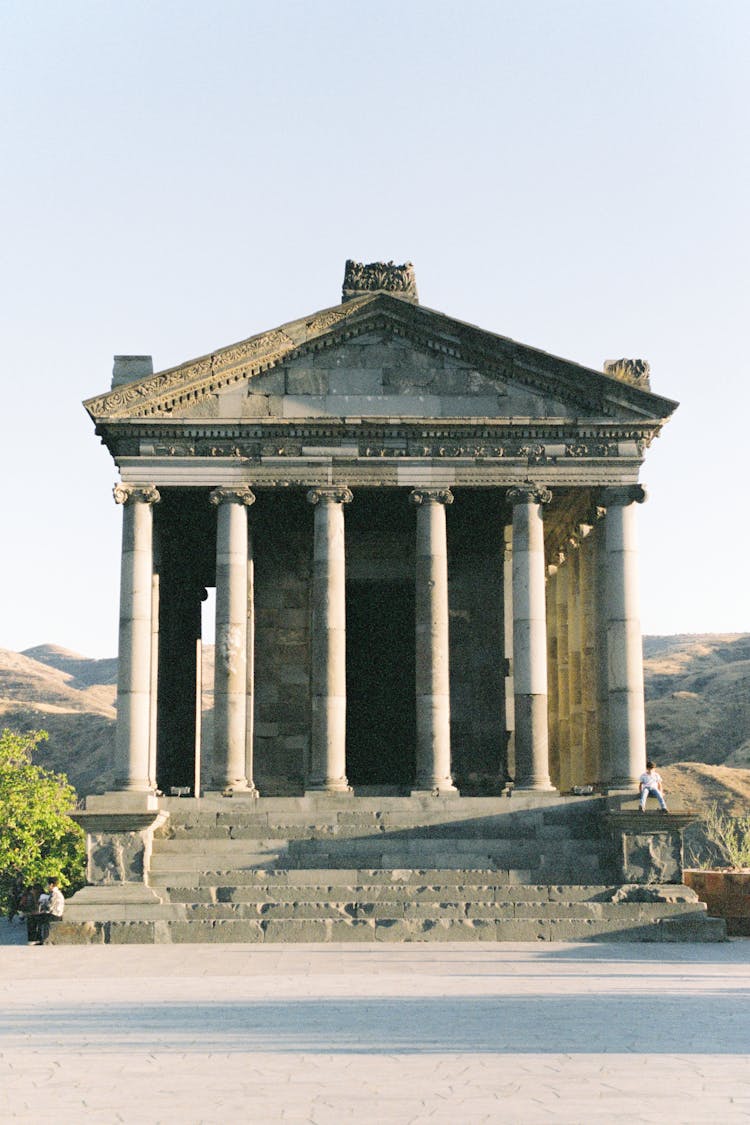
[345,580,416,788]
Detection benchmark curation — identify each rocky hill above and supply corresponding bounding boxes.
[0,635,748,809]
[644,634,750,769]
[0,645,117,794]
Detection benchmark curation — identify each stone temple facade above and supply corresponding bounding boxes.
[59,263,724,944]
[86,261,674,802]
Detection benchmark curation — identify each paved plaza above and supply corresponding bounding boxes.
[1,922,748,1123]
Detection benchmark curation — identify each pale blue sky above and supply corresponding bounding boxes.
[1,0,748,656]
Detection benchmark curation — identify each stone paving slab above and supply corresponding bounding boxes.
[1,919,749,1123]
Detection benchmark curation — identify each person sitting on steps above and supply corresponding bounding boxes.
[639,760,669,813]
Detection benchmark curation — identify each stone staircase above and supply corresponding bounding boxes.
[56,796,726,943]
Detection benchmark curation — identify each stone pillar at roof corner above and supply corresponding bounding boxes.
[112,356,153,389]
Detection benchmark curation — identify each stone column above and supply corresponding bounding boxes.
[210,486,256,792]
[306,487,353,793]
[545,564,560,789]
[409,489,457,793]
[113,483,160,792]
[578,523,600,784]
[555,553,571,792]
[567,540,583,785]
[147,572,159,790]
[507,485,555,791]
[245,524,257,794]
[503,524,516,782]
[600,485,647,788]
[594,517,612,784]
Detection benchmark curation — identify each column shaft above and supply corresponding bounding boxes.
[555,557,571,792]
[245,526,256,792]
[410,489,456,793]
[306,488,352,793]
[503,524,516,782]
[546,566,560,789]
[508,486,555,791]
[594,520,612,784]
[567,544,583,785]
[602,486,647,787]
[113,484,160,792]
[211,487,255,792]
[579,528,601,784]
[147,572,160,790]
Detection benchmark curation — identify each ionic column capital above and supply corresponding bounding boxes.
[598,484,647,508]
[306,486,353,506]
[209,486,256,508]
[506,484,552,506]
[113,483,160,507]
[408,488,454,507]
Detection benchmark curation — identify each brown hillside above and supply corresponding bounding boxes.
[644,633,750,769]
[0,636,748,808]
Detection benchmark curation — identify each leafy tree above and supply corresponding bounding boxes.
[0,728,86,912]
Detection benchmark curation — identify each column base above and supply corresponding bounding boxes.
[305,781,353,796]
[411,782,460,797]
[513,782,558,793]
[605,779,641,792]
[206,782,259,798]
[84,792,160,813]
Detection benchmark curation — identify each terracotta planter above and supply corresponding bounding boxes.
[684,869,750,936]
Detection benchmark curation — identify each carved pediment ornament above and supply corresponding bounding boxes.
[113,483,160,506]
[342,260,418,302]
[604,358,651,389]
[506,485,552,506]
[306,487,353,506]
[408,488,454,507]
[209,486,256,508]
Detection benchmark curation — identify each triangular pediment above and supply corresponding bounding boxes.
[84,292,677,426]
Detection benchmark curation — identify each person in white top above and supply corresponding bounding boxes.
[34,877,65,945]
[639,761,668,813]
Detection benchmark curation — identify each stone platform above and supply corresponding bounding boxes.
[55,794,725,944]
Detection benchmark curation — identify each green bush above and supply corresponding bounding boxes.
[0,728,86,912]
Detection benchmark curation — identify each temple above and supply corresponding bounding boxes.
[58,263,723,943]
[86,260,673,800]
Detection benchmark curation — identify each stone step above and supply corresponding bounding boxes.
[50,910,726,945]
[161,881,701,906]
[159,815,600,842]
[168,899,709,921]
[160,821,594,841]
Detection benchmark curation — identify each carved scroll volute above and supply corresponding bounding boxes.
[113,483,160,506]
[408,488,454,508]
[597,484,647,508]
[306,487,353,507]
[209,486,256,508]
[505,484,552,507]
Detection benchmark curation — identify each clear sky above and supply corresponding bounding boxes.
[1,0,748,657]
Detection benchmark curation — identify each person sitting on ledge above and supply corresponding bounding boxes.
[28,878,65,945]
[639,761,669,813]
